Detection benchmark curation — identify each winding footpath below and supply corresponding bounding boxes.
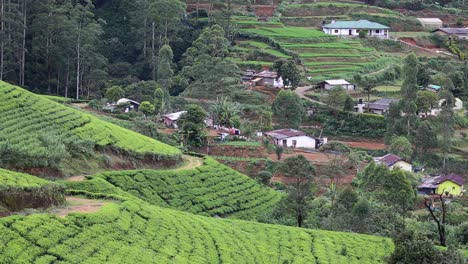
[295,85,325,105]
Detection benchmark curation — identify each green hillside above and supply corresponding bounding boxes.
[0,170,395,264]
[69,158,282,220]
[0,81,181,169]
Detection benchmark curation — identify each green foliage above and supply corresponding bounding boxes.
[105,86,125,102]
[95,158,281,220]
[272,59,301,88]
[389,136,413,161]
[0,82,181,169]
[358,163,415,212]
[157,43,174,92]
[182,25,242,99]
[416,91,438,114]
[272,90,303,129]
[153,87,165,115]
[324,86,348,109]
[179,104,207,147]
[139,101,155,118]
[211,97,241,128]
[311,106,386,138]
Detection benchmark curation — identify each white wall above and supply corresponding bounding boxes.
[323,28,389,39]
[273,136,317,149]
[324,84,355,90]
[390,161,413,172]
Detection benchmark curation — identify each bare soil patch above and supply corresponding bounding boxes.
[51,197,111,218]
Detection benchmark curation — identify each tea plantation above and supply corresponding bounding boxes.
[0,81,182,164]
[86,158,282,220]
[0,169,395,264]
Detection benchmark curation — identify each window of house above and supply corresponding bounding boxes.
[356,30,360,33]
[292,140,297,147]
[334,30,339,33]
[282,140,287,146]
[375,30,380,33]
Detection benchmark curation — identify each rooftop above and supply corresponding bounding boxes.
[417,18,443,24]
[321,79,351,85]
[418,174,465,189]
[163,111,187,121]
[365,98,399,110]
[265,128,307,140]
[427,84,441,91]
[434,28,468,35]
[323,20,389,29]
[374,154,405,167]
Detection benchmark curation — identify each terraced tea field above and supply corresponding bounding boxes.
[0,168,396,263]
[0,81,181,166]
[71,158,281,220]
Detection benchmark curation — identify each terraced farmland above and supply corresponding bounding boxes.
[239,24,394,80]
[0,81,181,166]
[0,168,395,263]
[74,158,282,220]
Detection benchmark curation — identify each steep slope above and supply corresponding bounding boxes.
[0,188,394,263]
[66,158,282,220]
[0,81,181,169]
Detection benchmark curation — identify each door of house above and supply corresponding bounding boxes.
[292,140,297,148]
[348,29,352,35]
[282,140,287,147]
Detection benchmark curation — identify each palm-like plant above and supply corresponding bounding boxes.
[211,97,241,128]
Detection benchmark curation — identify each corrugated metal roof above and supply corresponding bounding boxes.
[163,111,187,121]
[265,129,307,140]
[374,154,404,167]
[434,28,468,35]
[417,18,443,24]
[323,20,389,29]
[323,79,351,85]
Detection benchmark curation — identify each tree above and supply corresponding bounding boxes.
[324,85,348,108]
[423,193,448,247]
[272,59,301,88]
[357,76,377,101]
[416,91,438,115]
[343,96,354,112]
[359,163,415,212]
[181,25,242,98]
[438,90,455,172]
[272,90,304,129]
[358,30,367,38]
[275,145,284,160]
[389,136,413,161]
[178,104,207,147]
[400,53,420,136]
[157,42,174,93]
[414,120,438,156]
[210,97,241,127]
[106,86,125,102]
[139,101,155,119]
[277,155,316,227]
[153,87,165,115]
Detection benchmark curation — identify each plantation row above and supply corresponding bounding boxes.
[0,194,394,263]
[0,82,181,167]
[0,169,64,213]
[90,158,281,220]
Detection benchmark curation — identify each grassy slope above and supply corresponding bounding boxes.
[0,169,395,264]
[66,158,282,220]
[0,81,181,158]
[0,168,50,189]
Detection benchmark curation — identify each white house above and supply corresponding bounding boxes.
[318,79,355,90]
[374,154,413,172]
[163,111,187,129]
[322,20,390,39]
[254,70,284,88]
[264,129,319,149]
[430,97,463,116]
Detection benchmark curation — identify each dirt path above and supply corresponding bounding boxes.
[295,86,325,105]
[67,175,86,182]
[51,197,110,218]
[174,155,204,171]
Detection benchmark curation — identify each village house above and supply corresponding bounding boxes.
[433,28,468,40]
[424,84,441,93]
[417,174,465,196]
[241,70,284,88]
[264,128,326,149]
[417,18,443,31]
[430,97,464,116]
[374,154,413,172]
[356,98,399,115]
[322,20,390,39]
[318,79,355,90]
[103,98,140,112]
[163,111,187,129]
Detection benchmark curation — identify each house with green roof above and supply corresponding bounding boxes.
[322,20,390,39]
